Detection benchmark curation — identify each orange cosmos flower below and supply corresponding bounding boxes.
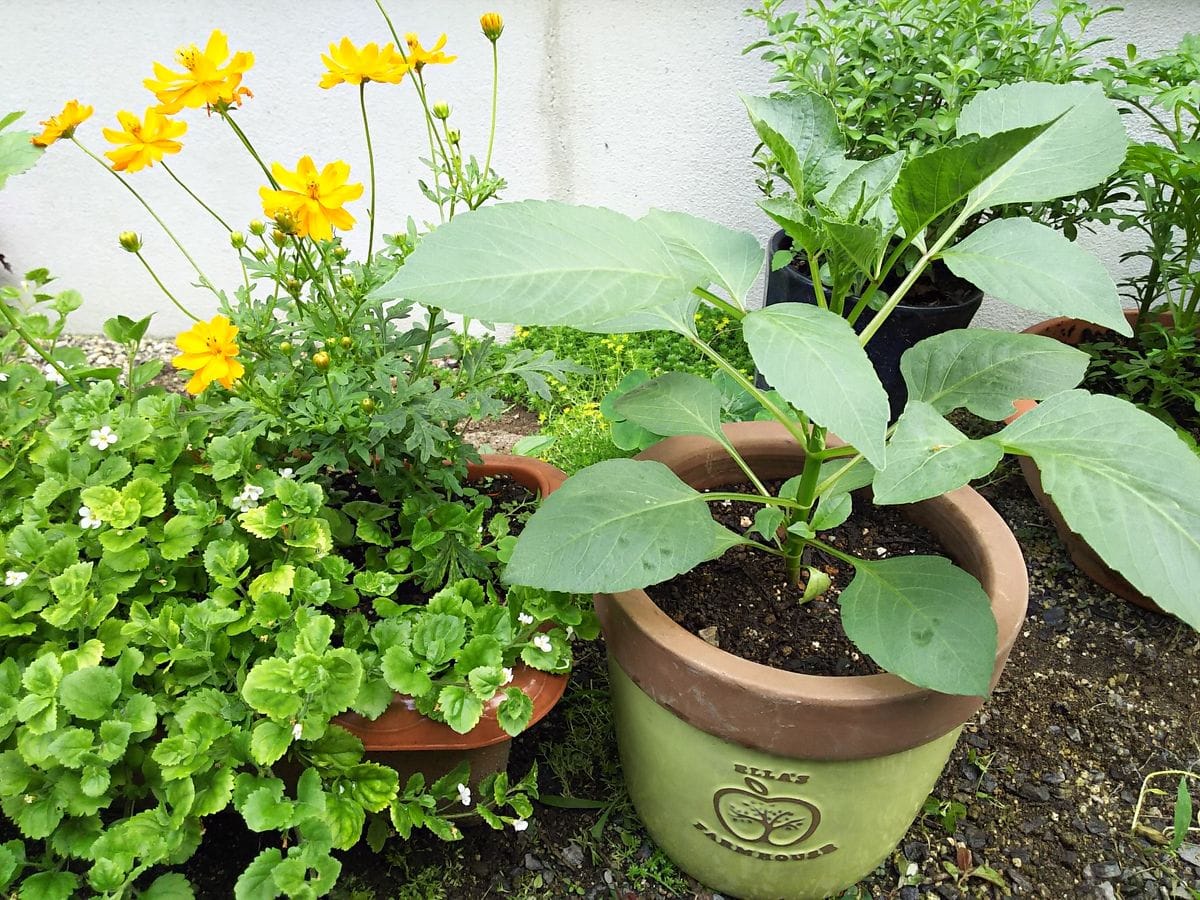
[173,314,245,394]
[319,37,409,88]
[404,33,457,70]
[102,108,187,172]
[145,30,254,114]
[31,100,93,147]
[259,156,363,242]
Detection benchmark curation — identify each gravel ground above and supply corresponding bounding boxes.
[68,336,1200,898]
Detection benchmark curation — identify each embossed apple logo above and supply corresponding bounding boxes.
[712,777,821,848]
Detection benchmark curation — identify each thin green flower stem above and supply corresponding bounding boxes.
[683,327,808,448]
[310,239,346,312]
[374,0,451,222]
[483,40,499,179]
[160,161,232,232]
[72,138,220,299]
[439,117,462,221]
[133,251,199,322]
[694,285,745,318]
[807,255,828,311]
[289,238,345,330]
[410,307,443,385]
[807,536,861,567]
[703,491,804,510]
[219,111,279,189]
[0,301,80,389]
[358,84,378,261]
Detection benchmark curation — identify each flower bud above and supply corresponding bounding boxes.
[324,338,336,349]
[279,341,293,353]
[312,351,331,371]
[230,231,246,249]
[432,100,451,120]
[339,273,356,290]
[252,247,268,261]
[285,276,302,295]
[340,336,353,350]
[271,229,287,247]
[273,210,298,235]
[480,12,504,41]
[333,246,349,261]
[248,219,266,236]
[118,231,143,253]
[447,129,461,145]
[360,397,377,413]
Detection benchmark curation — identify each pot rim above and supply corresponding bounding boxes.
[597,422,1029,761]
[333,454,570,751]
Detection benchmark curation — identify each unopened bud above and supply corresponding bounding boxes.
[273,211,298,235]
[285,276,302,295]
[252,247,268,261]
[480,12,504,41]
[271,229,287,247]
[312,351,331,371]
[447,129,460,145]
[118,231,142,253]
[248,219,266,236]
[339,273,355,290]
[360,397,376,413]
[340,336,353,350]
[333,246,349,261]
[279,341,293,353]
[230,231,246,249]
[432,100,451,120]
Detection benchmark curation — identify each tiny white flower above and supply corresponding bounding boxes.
[243,484,265,500]
[88,425,119,451]
[512,818,529,832]
[292,722,303,740]
[517,612,535,626]
[532,634,552,654]
[278,468,294,479]
[43,365,64,385]
[456,783,471,807]
[78,506,102,529]
[4,570,28,587]
[0,372,8,383]
[502,667,514,685]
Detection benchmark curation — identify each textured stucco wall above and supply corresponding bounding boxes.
[1,0,1198,335]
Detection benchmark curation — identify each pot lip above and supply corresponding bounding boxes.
[333,453,570,752]
[766,229,984,314]
[599,421,1029,760]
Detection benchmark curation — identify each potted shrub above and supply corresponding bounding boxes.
[380,81,1200,898]
[1,11,596,897]
[744,0,1118,416]
[1012,36,1200,614]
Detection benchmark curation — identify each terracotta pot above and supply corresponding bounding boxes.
[596,422,1028,899]
[1009,309,1169,613]
[332,454,569,786]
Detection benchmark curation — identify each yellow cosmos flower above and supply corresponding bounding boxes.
[480,13,504,42]
[173,314,245,395]
[319,37,408,88]
[31,100,93,147]
[259,156,363,242]
[404,33,457,70]
[102,108,187,173]
[145,30,254,114]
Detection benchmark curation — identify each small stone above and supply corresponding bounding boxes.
[602,869,615,886]
[902,840,928,862]
[524,853,542,871]
[899,887,920,900]
[1041,770,1066,785]
[935,885,962,900]
[1042,606,1066,627]
[698,626,720,648]
[1089,884,1117,900]
[1086,862,1121,880]
[561,844,585,869]
[1066,726,1082,743]
[1017,782,1051,802]
[1007,868,1034,892]
[1178,843,1200,869]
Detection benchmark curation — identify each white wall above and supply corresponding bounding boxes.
[2,0,1198,335]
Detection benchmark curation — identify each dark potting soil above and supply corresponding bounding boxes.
[646,480,945,677]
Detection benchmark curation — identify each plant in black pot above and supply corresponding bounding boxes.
[744,0,1118,416]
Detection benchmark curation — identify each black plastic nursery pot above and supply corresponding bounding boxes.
[762,230,983,419]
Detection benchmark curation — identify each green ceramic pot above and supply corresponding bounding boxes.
[595,423,1028,899]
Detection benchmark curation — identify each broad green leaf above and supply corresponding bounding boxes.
[758,197,822,259]
[0,130,42,191]
[249,565,295,602]
[941,218,1129,336]
[826,151,903,223]
[742,304,888,465]
[58,666,120,721]
[613,372,727,444]
[203,539,249,585]
[343,763,398,811]
[374,201,688,328]
[412,614,466,667]
[742,93,845,201]
[234,848,283,900]
[122,478,165,519]
[1170,776,1193,854]
[997,391,1200,629]
[497,688,534,737]
[454,635,503,677]
[901,329,1089,419]
[159,515,206,560]
[15,871,77,900]
[956,82,1126,213]
[250,721,294,766]
[140,873,195,900]
[874,402,1003,505]
[439,685,484,735]
[824,219,883,276]
[810,493,851,532]
[641,209,763,306]
[891,124,1051,238]
[241,659,301,719]
[505,459,746,593]
[840,556,997,695]
[241,785,295,832]
[580,293,698,337]
[381,648,433,697]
